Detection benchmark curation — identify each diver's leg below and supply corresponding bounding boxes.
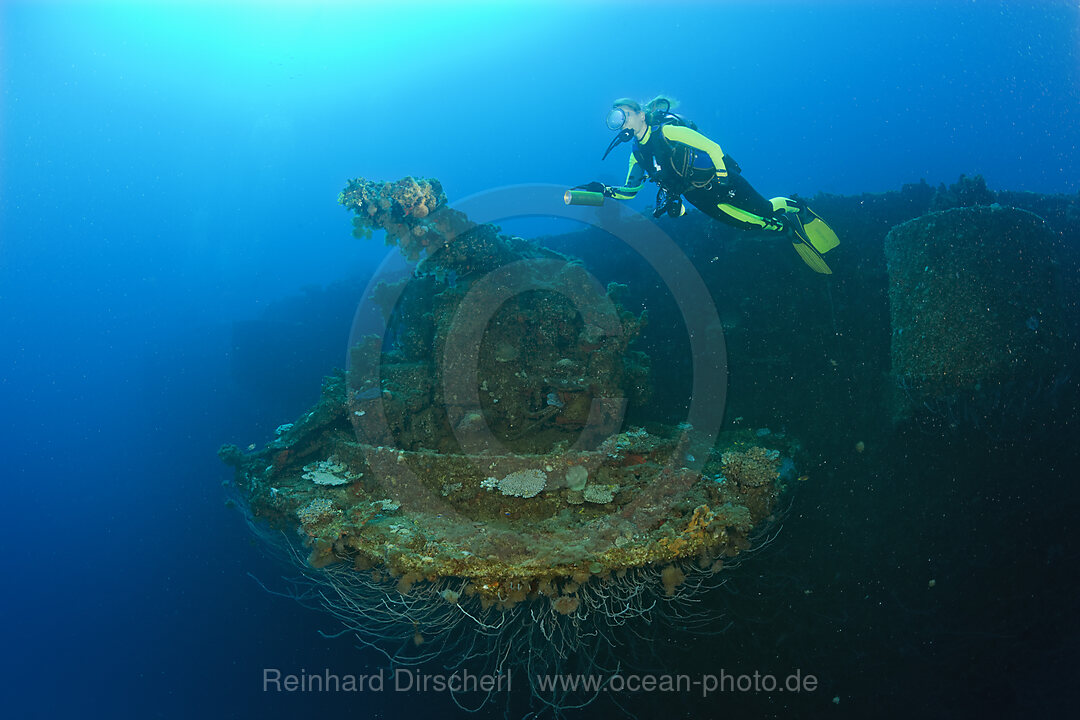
[687,177,837,273]
[725,174,775,218]
[685,175,784,231]
[683,187,739,225]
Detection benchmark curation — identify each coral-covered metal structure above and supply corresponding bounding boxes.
[226,175,792,606]
[221,176,796,710]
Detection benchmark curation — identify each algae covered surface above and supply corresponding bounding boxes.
[222,371,789,609]
[886,203,1065,418]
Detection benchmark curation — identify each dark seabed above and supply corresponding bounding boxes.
[2,2,1078,719]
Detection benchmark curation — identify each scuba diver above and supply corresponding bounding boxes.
[567,96,839,273]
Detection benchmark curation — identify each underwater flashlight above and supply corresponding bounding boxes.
[564,190,605,206]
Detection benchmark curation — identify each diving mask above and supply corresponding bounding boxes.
[605,107,627,131]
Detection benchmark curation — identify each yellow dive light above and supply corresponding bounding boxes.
[564,190,605,206]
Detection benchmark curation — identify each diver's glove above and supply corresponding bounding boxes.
[665,195,686,217]
[653,187,685,218]
[578,181,615,198]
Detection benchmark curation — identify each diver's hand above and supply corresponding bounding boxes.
[664,194,684,217]
[576,181,613,197]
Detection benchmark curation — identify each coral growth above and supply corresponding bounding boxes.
[720,447,782,488]
[338,176,454,261]
[302,457,356,486]
[496,468,548,498]
[339,175,527,275]
[296,497,340,529]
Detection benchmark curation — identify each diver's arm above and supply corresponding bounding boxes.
[608,155,646,200]
[661,125,729,179]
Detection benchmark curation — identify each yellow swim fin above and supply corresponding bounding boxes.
[801,206,840,254]
[786,213,833,274]
[792,239,833,274]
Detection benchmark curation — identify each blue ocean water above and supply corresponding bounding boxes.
[1,2,1078,718]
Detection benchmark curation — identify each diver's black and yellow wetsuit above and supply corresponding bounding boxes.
[609,123,798,231]
[592,118,840,273]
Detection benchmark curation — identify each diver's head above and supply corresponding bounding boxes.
[607,98,647,140]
